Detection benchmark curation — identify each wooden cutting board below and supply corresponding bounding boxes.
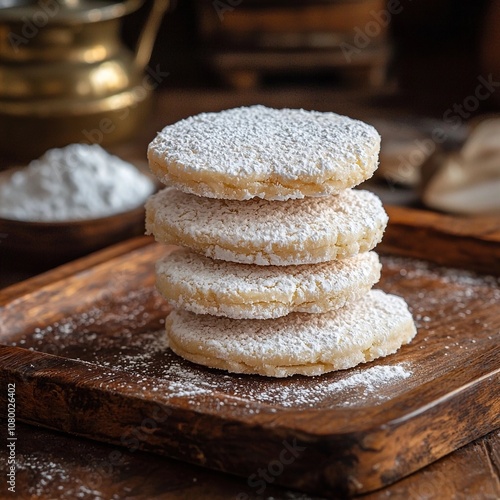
[0,206,499,497]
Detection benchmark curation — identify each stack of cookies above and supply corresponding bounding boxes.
[146,106,416,377]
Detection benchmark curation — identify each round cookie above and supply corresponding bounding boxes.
[145,187,388,266]
[165,290,417,378]
[148,105,381,201]
[156,249,381,319]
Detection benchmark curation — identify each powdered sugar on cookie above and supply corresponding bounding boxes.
[148,106,380,200]
[146,188,388,265]
[156,249,381,319]
[145,106,417,379]
[166,290,417,377]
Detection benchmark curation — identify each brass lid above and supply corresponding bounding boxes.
[0,0,144,24]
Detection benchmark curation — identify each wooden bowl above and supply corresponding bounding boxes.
[0,206,146,267]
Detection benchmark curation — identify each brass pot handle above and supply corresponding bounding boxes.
[134,0,172,70]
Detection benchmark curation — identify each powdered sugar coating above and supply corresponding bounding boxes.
[156,249,381,319]
[166,290,417,377]
[146,188,388,266]
[148,106,381,200]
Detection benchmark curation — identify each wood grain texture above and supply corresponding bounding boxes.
[362,430,500,500]
[382,206,500,275]
[0,210,499,497]
[0,236,153,305]
[2,422,498,499]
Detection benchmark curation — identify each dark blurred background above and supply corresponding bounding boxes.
[123,0,497,115]
[116,0,500,211]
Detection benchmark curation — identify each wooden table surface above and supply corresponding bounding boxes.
[1,421,498,500]
[1,89,499,499]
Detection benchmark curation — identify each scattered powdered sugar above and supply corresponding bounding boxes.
[15,454,104,500]
[305,364,412,406]
[92,338,414,409]
[383,255,500,289]
[381,255,500,330]
[105,350,414,409]
[0,144,154,221]
[236,364,413,408]
[15,300,414,409]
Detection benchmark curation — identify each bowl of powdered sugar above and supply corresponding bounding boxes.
[0,144,156,264]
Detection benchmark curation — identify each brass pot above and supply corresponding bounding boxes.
[0,0,170,160]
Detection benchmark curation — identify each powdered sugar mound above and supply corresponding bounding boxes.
[0,144,154,221]
[326,364,411,391]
